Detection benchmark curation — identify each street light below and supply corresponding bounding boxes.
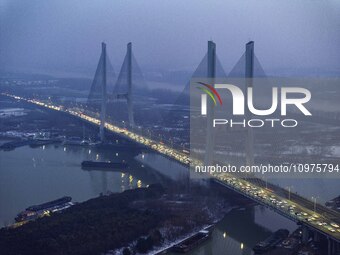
[286,186,293,201]
[263,177,268,189]
[312,196,318,212]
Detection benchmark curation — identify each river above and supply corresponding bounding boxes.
[0,142,160,226]
[0,103,338,254]
[0,140,298,255]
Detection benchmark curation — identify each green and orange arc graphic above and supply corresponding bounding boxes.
[196,82,223,106]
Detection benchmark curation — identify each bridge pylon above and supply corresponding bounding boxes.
[114,42,136,129]
[99,42,107,142]
[127,42,135,129]
[204,41,216,166]
[87,41,116,142]
[245,41,255,166]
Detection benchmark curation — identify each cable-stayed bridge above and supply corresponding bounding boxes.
[3,40,340,254]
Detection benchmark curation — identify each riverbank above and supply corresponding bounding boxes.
[0,93,305,255]
[0,182,236,255]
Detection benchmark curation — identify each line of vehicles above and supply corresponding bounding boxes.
[62,103,340,238]
[4,93,340,240]
[3,93,193,164]
[218,174,340,237]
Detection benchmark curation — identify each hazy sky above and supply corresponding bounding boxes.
[1,0,339,77]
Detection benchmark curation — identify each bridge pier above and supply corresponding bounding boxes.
[335,241,340,254]
[328,238,332,255]
[326,238,340,255]
[301,225,309,244]
[313,231,320,242]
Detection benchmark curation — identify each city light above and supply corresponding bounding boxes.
[2,92,340,239]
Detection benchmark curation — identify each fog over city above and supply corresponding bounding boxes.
[1,1,340,254]
[1,0,340,77]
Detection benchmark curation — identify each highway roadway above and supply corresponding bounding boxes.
[3,93,340,242]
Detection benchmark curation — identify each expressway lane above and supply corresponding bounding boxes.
[3,93,340,241]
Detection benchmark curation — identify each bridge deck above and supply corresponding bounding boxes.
[4,93,340,242]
